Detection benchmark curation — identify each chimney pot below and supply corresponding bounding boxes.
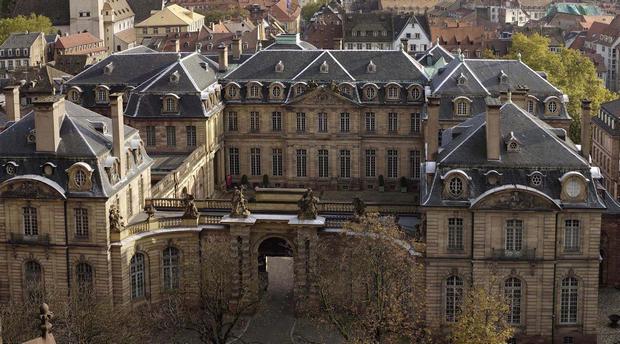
[110,93,126,178]
[581,99,592,160]
[3,86,20,122]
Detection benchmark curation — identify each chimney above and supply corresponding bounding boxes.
[218,43,228,72]
[581,99,592,160]
[3,86,20,122]
[33,96,65,153]
[110,93,126,178]
[425,95,440,161]
[171,39,180,52]
[333,38,343,50]
[485,97,502,161]
[232,36,242,60]
[400,38,408,52]
[511,85,529,109]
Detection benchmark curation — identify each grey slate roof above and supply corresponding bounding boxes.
[417,43,454,66]
[0,101,152,198]
[422,101,604,210]
[0,32,42,50]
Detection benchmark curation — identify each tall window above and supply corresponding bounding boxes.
[365,112,376,132]
[186,126,196,147]
[456,101,468,116]
[163,247,180,290]
[340,150,351,178]
[410,150,420,180]
[445,276,463,322]
[76,262,93,292]
[387,149,398,178]
[130,253,146,299]
[227,111,238,131]
[96,87,108,103]
[250,148,261,176]
[24,260,42,300]
[411,113,421,133]
[272,112,282,131]
[318,149,329,178]
[388,112,398,132]
[249,85,260,98]
[560,277,578,324]
[527,99,535,114]
[340,112,350,132]
[564,219,580,251]
[365,149,376,177]
[146,126,156,146]
[229,147,240,175]
[296,149,307,177]
[447,218,463,250]
[250,111,260,132]
[505,277,522,325]
[166,126,176,147]
[23,206,38,236]
[75,208,89,238]
[127,185,133,217]
[296,112,306,132]
[505,219,523,253]
[165,97,177,112]
[318,112,328,132]
[272,148,283,176]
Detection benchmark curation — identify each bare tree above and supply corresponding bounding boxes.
[315,213,429,343]
[148,234,257,344]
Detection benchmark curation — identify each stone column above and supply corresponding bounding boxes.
[294,226,319,314]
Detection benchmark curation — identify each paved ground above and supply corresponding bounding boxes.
[599,288,620,344]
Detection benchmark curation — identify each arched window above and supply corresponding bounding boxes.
[445,275,463,322]
[163,247,180,290]
[164,97,178,112]
[76,262,93,292]
[227,85,238,98]
[24,260,42,300]
[364,86,376,100]
[95,86,109,104]
[504,277,522,324]
[130,253,146,299]
[448,176,463,197]
[560,277,578,324]
[249,85,260,98]
[547,100,558,114]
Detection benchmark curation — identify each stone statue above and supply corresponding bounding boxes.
[109,205,124,232]
[39,303,53,338]
[144,202,156,218]
[352,196,366,221]
[230,186,250,218]
[330,80,339,93]
[298,189,319,220]
[182,194,199,219]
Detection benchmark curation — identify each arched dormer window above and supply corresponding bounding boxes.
[292,82,306,97]
[163,94,180,113]
[408,84,423,101]
[247,82,262,99]
[320,60,329,73]
[66,162,94,192]
[528,171,544,188]
[339,83,353,96]
[225,83,240,100]
[366,60,376,73]
[67,87,82,103]
[544,96,560,116]
[385,83,400,100]
[275,60,284,73]
[363,84,378,100]
[559,171,589,202]
[484,170,502,186]
[95,85,110,104]
[453,96,472,116]
[269,82,284,99]
[441,169,470,199]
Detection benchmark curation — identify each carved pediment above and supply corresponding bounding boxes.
[471,188,559,211]
[0,179,65,199]
[287,86,358,107]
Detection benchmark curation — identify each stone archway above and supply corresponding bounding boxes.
[256,237,295,309]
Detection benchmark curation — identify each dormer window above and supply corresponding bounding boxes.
[442,170,470,199]
[453,96,472,116]
[293,83,305,96]
[386,84,400,100]
[95,85,109,104]
[485,170,502,186]
[527,99,535,114]
[505,131,521,152]
[529,172,544,187]
[163,94,179,113]
[66,162,94,192]
[275,60,284,73]
[67,87,82,103]
[248,83,262,98]
[547,100,558,114]
[363,85,377,100]
[456,73,467,85]
[339,83,352,96]
[448,176,463,197]
[225,83,240,99]
[269,83,284,99]
[409,85,423,101]
[366,60,376,73]
[5,161,18,176]
[320,60,329,73]
[41,162,56,176]
[559,171,589,202]
[103,62,114,75]
[169,70,180,83]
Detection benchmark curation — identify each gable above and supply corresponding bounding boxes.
[287,85,359,107]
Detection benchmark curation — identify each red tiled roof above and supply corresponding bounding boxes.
[56,32,102,49]
[269,0,300,22]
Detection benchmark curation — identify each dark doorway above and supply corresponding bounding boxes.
[257,237,293,300]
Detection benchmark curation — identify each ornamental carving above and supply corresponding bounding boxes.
[230,186,250,218]
[473,190,556,210]
[352,197,366,222]
[109,205,125,232]
[66,163,94,192]
[298,189,319,220]
[0,181,61,199]
[182,194,199,219]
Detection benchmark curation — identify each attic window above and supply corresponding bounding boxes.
[505,131,521,152]
[530,172,543,187]
[275,60,284,73]
[27,129,36,143]
[103,62,114,75]
[5,161,18,176]
[366,60,376,73]
[169,70,180,83]
[320,60,329,73]
[456,73,467,85]
[41,162,56,176]
[163,94,179,113]
[547,100,558,114]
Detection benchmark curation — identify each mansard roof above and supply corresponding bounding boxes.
[223,49,428,83]
[0,101,151,198]
[417,42,454,66]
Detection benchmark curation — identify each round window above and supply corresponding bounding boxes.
[530,174,542,187]
[565,179,581,198]
[5,164,15,176]
[227,87,237,97]
[75,169,87,188]
[448,177,463,197]
[272,86,281,97]
[365,87,376,99]
[508,141,519,151]
[411,87,421,100]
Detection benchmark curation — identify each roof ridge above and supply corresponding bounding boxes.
[64,115,99,156]
[292,51,327,80]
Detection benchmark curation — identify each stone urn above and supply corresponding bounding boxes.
[609,314,620,328]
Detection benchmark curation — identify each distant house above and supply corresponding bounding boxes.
[342,12,430,52]
[135,4,205,42]
[0,32,47,78]
[303,2,343,49]
[54,32,107,75]
[268,0,301,34]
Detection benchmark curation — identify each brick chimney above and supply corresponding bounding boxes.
[232,36,242,60]
[218,43,228,72]
[581,99,592,160]
[33,96,65,153]
[3,85,20,122]
[425,95,440,161]
[172,39,180,53]
[485,97,502,161]
[110,93,126,178]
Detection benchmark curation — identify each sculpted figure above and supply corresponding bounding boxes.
[109,205,124,232]
[182,194,199,219]
[298,188,319,220]
[230,186,250,218]
[352,196,366,221]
